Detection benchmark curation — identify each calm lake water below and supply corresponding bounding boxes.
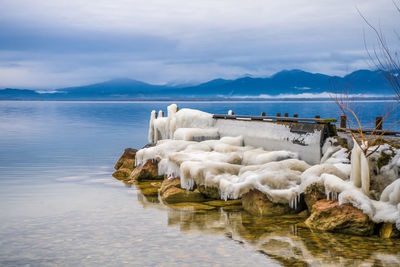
[0,100,399,266]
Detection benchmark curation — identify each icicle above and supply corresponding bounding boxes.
[360,151,370,196]
[326,191,339,201]
[180,176,195,190]
[158,110,164,118]
[289,194,299,210]
[228,110,233,115]
[350,139,362,188]
[148,110,156,144]
[167,104,178,139]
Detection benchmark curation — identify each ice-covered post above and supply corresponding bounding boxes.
[350,139,370,196]
[340,116,347,129]
[148,110,157,144]
[375,116,383,130]
[166,104,178,139]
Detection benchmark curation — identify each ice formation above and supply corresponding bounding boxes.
[140,104,400,226]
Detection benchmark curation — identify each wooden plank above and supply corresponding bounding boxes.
[338,128,400,135]
[212,114,337,123]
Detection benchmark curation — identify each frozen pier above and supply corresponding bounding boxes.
[148,104,338,164]
[212,113,337,164]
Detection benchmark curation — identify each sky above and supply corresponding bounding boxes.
[0,0,399,89]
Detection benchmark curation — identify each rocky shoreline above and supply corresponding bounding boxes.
[113,146,400,239]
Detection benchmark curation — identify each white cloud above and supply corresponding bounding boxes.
[0,0,398,88]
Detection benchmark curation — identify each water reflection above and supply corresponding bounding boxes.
[134,180,400,267]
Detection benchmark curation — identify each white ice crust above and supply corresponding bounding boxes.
[141,104,400,226]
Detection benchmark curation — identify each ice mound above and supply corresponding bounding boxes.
[140,104,400,226]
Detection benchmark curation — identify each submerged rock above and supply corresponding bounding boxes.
[242,189,296,216]
[166,202,217,211]
[130,160,163,181]
[216,200,244,211]
[112,148,137,179]
[112,168,134,180]
[135,181,162,197]
[204,199,242,207]
[378,222,400,238]
[305,199,375,236]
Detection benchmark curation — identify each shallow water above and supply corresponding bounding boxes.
[131,179,400,266]
[0,100,399,266]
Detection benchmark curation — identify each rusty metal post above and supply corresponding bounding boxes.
[340,116,347,129]
[376,116,383,130]
[261,112,266,116]
[293,114,298,118]
[284,113,289,117]
[315,115,320,119]
[276,113,281,117]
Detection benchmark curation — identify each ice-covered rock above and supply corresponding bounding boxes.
[135,104,400,230]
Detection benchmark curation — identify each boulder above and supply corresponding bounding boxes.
[130,160,163,181]
[112,148,137,180]
[198,185,220,199]
[159,177,206,204]
[159,178,181,195]
[303,183,326,211]
[305,199,375,236]
[161,187,206,204]
[242,189,295,216]
[112,168,133,180]
[114,148,137,170]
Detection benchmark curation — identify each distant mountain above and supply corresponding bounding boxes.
[0,69,396,100]
[58,78,169,99]
[0,88,41,99]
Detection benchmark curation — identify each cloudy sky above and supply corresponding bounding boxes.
[0,0,398,89]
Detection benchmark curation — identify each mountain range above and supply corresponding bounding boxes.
[0,69,396,100]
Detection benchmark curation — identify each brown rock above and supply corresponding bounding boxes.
[130,160,163,181]
[159,178,181,196]
[161,187,206,204]
[305,199,375,236]
[135,181,162,197]
[114,148,137,170]
[379,222,400,238]
[166,202,217,211]
[242,189,295,216]
[204,199,242,207]
[304,183,326,211]
[198,185,220,199]
[112,168,133,180]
